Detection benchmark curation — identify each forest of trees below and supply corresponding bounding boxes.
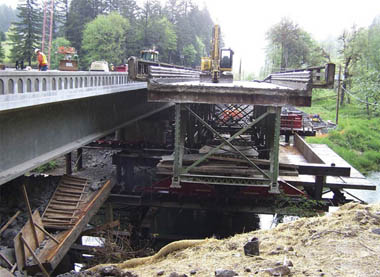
[0,1,379,113]
[1,0,214,69]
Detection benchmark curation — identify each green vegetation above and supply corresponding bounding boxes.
[82,12,129,68]
[8,0,41,66]
[263,18,328,75]
[302,89,380,174]
[275,195,326,217]
[5,0,213,69]
[34,161,58,173]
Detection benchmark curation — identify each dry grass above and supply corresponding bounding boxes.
[92,203,380,276]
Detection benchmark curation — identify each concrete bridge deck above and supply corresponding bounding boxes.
[0,71,169,186]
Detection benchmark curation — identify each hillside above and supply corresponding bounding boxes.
[86,203,380,277]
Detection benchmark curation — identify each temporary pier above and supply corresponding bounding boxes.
[110,64,375,214]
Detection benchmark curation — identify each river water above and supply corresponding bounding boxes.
[259,172,380,229]
[346,171,380,204]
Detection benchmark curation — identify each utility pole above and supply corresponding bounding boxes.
[336,65,341,125]
[238,58,242,81]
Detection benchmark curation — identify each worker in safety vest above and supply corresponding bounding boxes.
[35,49,48,71]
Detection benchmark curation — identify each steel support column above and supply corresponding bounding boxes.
[171,103,186,188]
[65,152,72,175]
[77,148,83,171]
[269,106,281,193]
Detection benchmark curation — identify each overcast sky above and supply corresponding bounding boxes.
[3,0,380,74]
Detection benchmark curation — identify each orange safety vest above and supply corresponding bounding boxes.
[37,52,48,66]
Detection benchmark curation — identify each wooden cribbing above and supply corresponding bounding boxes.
[0,210,21,235]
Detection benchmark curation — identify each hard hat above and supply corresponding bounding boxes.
[34,49,40,54]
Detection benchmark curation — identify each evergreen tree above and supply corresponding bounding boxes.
[9,0,42,66]
[66,0,96,53]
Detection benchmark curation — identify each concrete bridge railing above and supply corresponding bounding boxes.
[0,70,129,95]
[0,71,147,112]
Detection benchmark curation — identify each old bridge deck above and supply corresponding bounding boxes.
[148,80,312,106]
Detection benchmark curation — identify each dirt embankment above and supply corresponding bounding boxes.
[87,202,380,277]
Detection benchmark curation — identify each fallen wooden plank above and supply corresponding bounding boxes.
[14,210,45,272]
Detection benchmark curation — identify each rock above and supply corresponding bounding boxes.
[169,273,187,277]
[1,229,18,247]
[243,237,259,256]
[286,246,294,252]
[123,272,138,277]
[215,269,238,277]
[264,266,291,276]
[286,260,293,267]
[190,269,197,275]
[157,270,165,276]
[99,265,123,277]
[244,267,251,272]
[371,228,380,235]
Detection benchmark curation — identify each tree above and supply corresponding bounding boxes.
[0,42,4,62]
[9,0,42,66]
[182,43,196,66]
[265,18,327,72]
[66,0,97,53]
[81,12,129,68]
[148,16,177,62]
[338,26,366,105]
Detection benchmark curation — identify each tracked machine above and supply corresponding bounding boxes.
[201,24,234,83]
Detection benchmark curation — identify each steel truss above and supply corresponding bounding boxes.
[171,103,282,193]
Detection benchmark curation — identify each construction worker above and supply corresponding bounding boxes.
[35,49,48,71]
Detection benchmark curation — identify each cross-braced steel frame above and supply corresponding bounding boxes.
[171,103,282,193]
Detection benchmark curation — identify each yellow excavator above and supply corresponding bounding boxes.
[201,24,234,83]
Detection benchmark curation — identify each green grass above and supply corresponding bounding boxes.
[301,89,380,174]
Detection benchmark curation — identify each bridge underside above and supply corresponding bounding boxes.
[0,89,171,186]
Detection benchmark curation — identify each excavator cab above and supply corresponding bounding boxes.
[220,48,234,71]
[140,50,159,62]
